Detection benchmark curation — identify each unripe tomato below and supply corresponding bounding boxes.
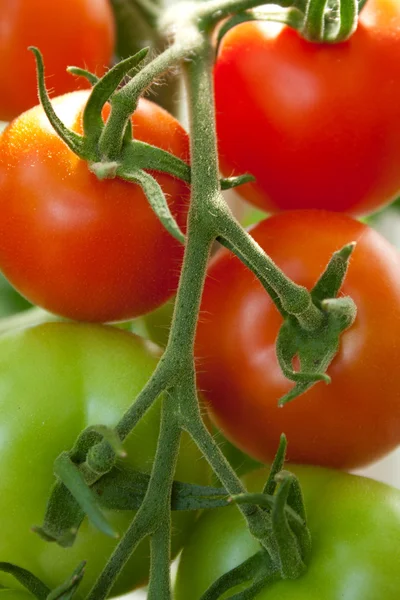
[0,323,209,596]
[176,466,400,599]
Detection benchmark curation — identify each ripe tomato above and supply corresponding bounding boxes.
[0,91,189,322]
[214,0,400,215]
[0,0,114,122]
[195,210,400,469]
[0,323,209,596]
[175,466,400,599]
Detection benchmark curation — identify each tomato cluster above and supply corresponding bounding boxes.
[1,0,400,597]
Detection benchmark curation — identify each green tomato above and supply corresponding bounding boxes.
[175,466,400,599]
[0,323,210,597]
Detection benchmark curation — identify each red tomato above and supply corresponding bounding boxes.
[214,0,400,215]
[0,91,189,322]
[0,0,115,122]
[195,211,400,469]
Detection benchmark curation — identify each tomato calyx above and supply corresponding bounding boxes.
[29,47,256,248]
[216,0,359,47]
[199,436,311,598]
[275,241,357,405]
[33,421,242,549]
[217,214,357,403]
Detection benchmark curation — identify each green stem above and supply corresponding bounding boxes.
[197,0,291,29]
[165,37,222,356]
[216,210,323,330]
[87,394,181,600]
[99,41,195,159]
[147,505,173,599]
[217,236,286,317]
[175,35,279,559]
[180,376,276,555]
[115,358,172,441]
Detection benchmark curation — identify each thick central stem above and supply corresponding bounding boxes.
[167,37,222,357]
[180,34,280,559]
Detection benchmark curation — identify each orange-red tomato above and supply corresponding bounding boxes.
[0,0,115,122]
[0,91,189,322]
[196,211,400,470]
[214,0,400,215]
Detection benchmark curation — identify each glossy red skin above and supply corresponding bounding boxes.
[214,0,400,215]
[195,211,400,469]
[0,91,189,322]
[0,0,115,122]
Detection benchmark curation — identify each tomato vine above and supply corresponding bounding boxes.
[0,0,395,598]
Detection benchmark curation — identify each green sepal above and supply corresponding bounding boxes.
[229,493,305,529]
[66,67,132,147]
[121,139,191,182]
[311,242,356,305]
[118,169,186,244]
[200,551,271,600]
[46,563,86,600]
[321,296,357,329]
[93,467,229,511]
[271,474,305,579]
[276,317,332,399]
[28,48,85,158]
[262,434,287,496]
[68,425,122,482]
[32,480,85,548]
[302,0,359,41]
[337,0,358,39]
[83,425,125,477]
[275,471,311,561]
[68,428,103,464]
[82,49,149,152]
[54,453,118,539]
[220,173,255,191]
[226,574,280,600]
[0,564,50,600]
[276,240,357,405]
[66,67,99,86]
[302,0,329,41]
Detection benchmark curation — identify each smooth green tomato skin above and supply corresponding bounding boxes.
[175,466,400,599]
[0,323,210,597]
